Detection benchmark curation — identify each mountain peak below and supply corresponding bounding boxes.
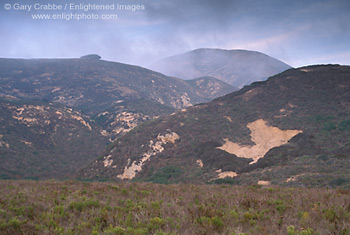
[80,54,102,60]
[149,48,291,88]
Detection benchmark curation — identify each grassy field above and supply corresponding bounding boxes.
[0,180,349,235]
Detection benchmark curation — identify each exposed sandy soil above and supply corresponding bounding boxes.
[217,171,238,179]
[258,180,271,186]
[117,132,180,180]
[217,119,302,164]
[196,159,204,168]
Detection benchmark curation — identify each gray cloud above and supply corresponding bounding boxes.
[0,0,349,67]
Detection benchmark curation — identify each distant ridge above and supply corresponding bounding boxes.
[80,54,102,60]
[150,48,292,88]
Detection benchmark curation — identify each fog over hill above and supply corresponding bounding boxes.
[150,48,292,88]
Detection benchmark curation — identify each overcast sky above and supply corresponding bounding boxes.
[0,0,349,68]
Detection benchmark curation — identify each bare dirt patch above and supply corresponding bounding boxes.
[217,119,302,164]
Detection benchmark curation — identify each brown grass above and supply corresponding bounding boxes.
[0,180,349,234]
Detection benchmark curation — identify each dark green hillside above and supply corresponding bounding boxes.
[0,57,233,140]
[0,58,201,113]
[0,97,108,179]
[80,65,350,187]
[0,180,349,234]
[0,56,236,179]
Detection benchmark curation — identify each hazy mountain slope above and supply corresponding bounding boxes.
[149,48,292,88]
[185,76,237,100]
[0,57,234,140]
[0,97,108,179]
[79,65,350,187]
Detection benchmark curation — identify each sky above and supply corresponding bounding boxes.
[0,0,349,68]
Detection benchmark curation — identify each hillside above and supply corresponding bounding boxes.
[0,56,237,179]
[185,76,237,100]
[79,65,350,188]
[149,48,292,88]
[0,57,234,141]
[0,96,108,179]
[0,180,349,234]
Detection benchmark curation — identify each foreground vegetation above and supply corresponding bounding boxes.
[0,180,349,234]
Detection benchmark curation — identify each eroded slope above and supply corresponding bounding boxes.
[0,58,234,141]
[0,97,108,179]
[217,119,302,164]
[79,65,350,187]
